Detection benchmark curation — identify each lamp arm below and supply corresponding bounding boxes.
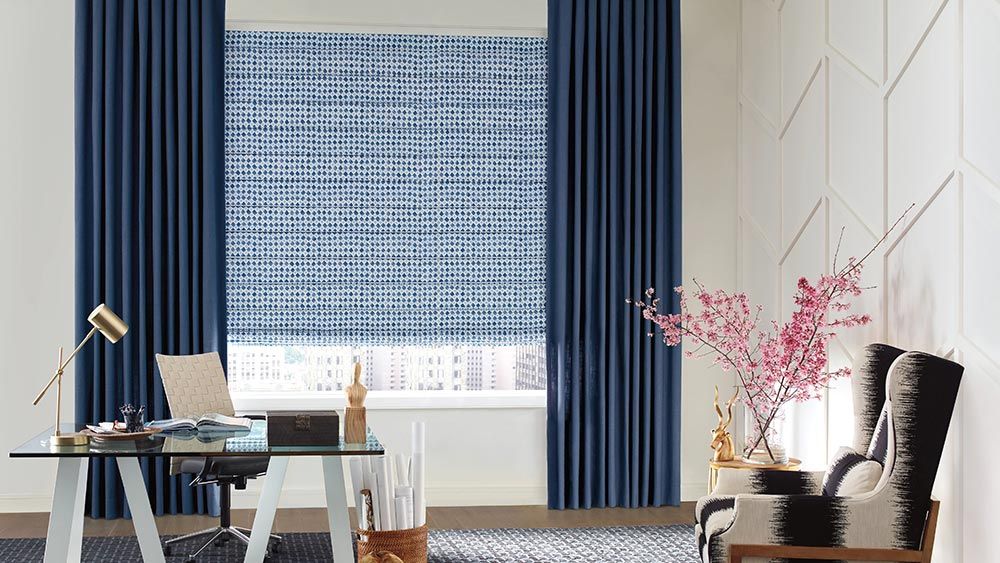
[32,326,98,405]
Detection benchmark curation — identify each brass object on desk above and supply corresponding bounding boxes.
[710,386,739,462]
[708,457,802,494]
[32,303,129,447]
[345,362,368,443]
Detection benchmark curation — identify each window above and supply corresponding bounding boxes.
[223,31,546,395]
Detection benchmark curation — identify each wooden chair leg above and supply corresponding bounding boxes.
[919,499,940,563]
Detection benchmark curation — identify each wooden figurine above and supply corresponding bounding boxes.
[710,385,739,462]
[345,362,368,443]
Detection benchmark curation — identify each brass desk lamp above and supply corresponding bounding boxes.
[32,304,129,446]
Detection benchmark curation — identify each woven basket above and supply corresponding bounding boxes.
[355,525,428,563]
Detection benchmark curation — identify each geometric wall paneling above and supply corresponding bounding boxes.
[826,339,856,461]
[886,0,958,221]
[741,219,781,325]
[740,0,991,555]
[961,170,1000,363]
[740,104,781,248]
[962,0,1000,186]
[828,195,882,353]
[829,57,884,234]
[741,0,781,126]
[885,175,959,354]
[956,347,1000,563]
[780,0,825,124]
[780,198,827,324]
[780,64,826,248]
[886,0,950,80]
[828,0,884,84]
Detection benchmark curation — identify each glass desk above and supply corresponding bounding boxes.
[9,421,384,563]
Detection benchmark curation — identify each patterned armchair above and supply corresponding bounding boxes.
[694,344,963,563]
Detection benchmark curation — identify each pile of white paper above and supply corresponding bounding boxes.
[349,421,426,531]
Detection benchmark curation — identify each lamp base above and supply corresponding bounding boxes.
[51,433,89,446]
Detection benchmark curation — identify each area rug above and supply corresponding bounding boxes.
[0,525,699,562]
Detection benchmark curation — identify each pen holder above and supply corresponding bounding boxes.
[355,525,428,563]
[120,404,146,433]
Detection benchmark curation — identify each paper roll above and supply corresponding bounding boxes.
[412,422,426,527]
[395,485,414,529]
[394,496,409,530]
[374,455,395,531]
[349,458,367,530]
[395,453,411,487]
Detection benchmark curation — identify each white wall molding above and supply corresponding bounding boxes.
[739,0,996,558]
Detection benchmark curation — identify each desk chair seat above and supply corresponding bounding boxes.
[156,352,281,562]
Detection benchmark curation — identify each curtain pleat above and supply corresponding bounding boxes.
[547,0,681,510]
[75,0,226,519]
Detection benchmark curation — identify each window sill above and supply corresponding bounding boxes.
[231,390,546,413]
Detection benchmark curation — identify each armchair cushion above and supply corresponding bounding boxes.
[821,447,882,497]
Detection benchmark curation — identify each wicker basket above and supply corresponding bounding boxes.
[355,525,428,563]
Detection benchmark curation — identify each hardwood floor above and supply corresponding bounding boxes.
[0,503,695,539]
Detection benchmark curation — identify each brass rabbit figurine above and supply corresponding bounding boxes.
[710,386,739,462]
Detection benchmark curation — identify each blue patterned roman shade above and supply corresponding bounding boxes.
[224,31,546,345]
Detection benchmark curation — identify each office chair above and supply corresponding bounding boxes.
[155,352,282,562]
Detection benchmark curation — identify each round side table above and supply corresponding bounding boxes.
[708,457,801,494]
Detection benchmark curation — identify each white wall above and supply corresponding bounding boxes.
[738,0,999,559]
[0,0,739,513]
[680,0,740,501]
[0,0,76,512]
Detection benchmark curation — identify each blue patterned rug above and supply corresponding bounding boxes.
[0,525,699,562]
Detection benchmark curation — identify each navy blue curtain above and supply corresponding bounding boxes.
[75,0,226,518]
[546,0,682,509]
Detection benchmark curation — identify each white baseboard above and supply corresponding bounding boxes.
[231,484,548,510]
[0,494,53,513]
[1,483,702,513]
[681,481,708,501]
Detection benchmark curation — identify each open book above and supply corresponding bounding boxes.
[147,413,252,433]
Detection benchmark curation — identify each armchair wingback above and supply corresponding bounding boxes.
[694,344,963,563]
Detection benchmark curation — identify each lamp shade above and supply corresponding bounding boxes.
[87,304,128,343]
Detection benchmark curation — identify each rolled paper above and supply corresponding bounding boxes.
[374,455,395,531]
[395,453,411,487]
[394,496,408,530]
[349,458,367,530]
[395,485,414,529]
[412,421,426,527]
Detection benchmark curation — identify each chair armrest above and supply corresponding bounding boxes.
[713,468,824,495]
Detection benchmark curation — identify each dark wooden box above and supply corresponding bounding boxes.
[266,411,340,446]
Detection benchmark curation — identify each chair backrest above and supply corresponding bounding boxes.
[879,351,963,549]
[155,352,235,419]
[850,343,906,453]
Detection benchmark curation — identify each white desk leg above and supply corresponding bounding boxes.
[322,456,353,562]
[44,457,87,563]
[116,458,165,563]
[244,456,288,563]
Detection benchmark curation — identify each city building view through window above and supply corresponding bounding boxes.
[227,344,546,392]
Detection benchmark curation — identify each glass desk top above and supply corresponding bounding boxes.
[8,421,384,458]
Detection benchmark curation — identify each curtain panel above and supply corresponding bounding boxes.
[74,0,226,518]
[546,0,682,509]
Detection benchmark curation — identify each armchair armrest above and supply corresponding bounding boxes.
[713,468,824,495]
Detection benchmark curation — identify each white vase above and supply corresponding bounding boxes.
[743,406,788,465]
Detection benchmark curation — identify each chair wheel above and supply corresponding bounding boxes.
[185,558,196,563]
[271,540,282,553]
[214,538,224,547]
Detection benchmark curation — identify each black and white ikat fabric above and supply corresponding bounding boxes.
[695,344,963,563]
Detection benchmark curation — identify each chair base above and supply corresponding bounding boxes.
[164,525,282,562]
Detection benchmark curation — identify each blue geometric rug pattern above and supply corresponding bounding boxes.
[0,525,698,562]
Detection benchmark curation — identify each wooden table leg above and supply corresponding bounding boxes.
[244,456,289,563]
[322,456,354,562]
[44,457,87,563]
